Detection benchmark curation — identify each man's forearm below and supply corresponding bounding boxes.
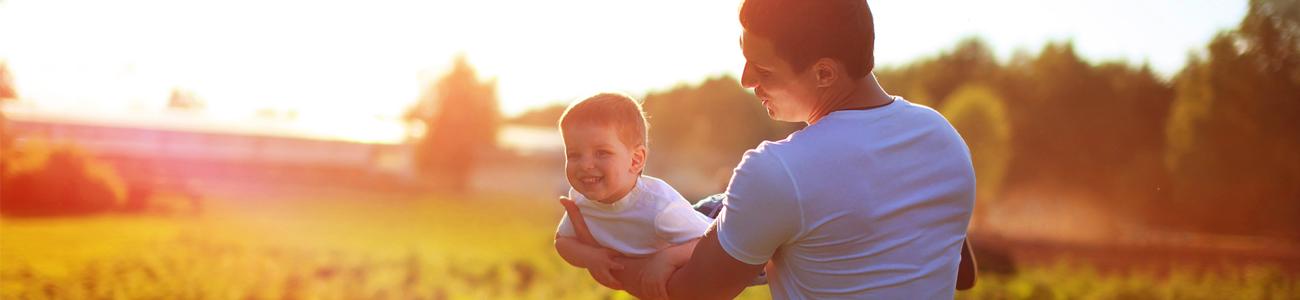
[665,229,761,300]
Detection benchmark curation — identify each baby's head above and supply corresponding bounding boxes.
[558,93,649,204]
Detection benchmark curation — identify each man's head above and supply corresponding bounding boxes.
[739,0,875,122]
[558,93,649,203]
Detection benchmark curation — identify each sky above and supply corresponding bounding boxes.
[0,0,1248,143]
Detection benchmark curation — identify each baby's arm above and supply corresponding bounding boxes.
[555,235,626,290]
[554,235,621,269]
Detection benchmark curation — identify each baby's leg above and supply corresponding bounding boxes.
[693,193,727,219]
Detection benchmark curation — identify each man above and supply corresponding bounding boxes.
[591,0,977,298]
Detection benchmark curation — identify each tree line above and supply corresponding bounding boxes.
[504,0,1298,239]
[4,1,1291,238]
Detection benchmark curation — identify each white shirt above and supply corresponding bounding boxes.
[556,175,713,257]
[717,97,976,299]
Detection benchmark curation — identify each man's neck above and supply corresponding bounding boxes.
[807,73,892,124]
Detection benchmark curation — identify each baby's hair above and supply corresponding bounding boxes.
[558,92,649,149]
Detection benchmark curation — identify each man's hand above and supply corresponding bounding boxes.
[559,196,599,245]
[587,247,627,290]
[556,196,627,290]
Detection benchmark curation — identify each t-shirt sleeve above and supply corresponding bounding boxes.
[716,145,802,265]
[654,199,713,245]
[555,212,577,238]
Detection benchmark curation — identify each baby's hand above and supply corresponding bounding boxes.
[587,248,626,290]
[640,253,679,300]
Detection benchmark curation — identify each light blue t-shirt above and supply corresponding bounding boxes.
[717,97,976,299]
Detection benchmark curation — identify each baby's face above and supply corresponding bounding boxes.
[562,125,643,204]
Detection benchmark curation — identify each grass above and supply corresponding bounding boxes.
[0,193,769,299]
[957,263,1299,300]
[2,192,1296,299]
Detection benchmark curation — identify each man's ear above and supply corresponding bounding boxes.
[630,144,647,174]
[813,58,838,88]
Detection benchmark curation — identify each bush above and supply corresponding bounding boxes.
[1,139,127,217]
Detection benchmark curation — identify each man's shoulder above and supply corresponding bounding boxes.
[728,142,800,203]
[885,98,959,130]
[737,141,796,175]
[901,99,958,128]
[898,97,942,114]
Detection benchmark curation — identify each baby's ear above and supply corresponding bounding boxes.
[630,144,647,174]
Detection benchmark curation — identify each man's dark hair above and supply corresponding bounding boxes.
[740,0,875,78]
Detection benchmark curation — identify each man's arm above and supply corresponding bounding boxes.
[651,238,699,271]
[625,147,794,299]
[610,222,765,300]
[638,238,700,300]
[666,223,766,299]
[580,146,795,298]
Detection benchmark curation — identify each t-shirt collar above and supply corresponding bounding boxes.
[822,96,905,121]
[578,176,642,212]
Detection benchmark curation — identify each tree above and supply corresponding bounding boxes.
[0,60,15,101]
[940,84,1012,231]
[407,55,500,191]
[507,103,568,127]
[1,61,14,153]
[1,140,128,217]
[994,41,1174,210]
[1164,0,1300,238]
[167,87,204,111]
[877,37,1000,107]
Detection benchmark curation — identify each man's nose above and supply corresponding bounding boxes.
[740,65,758,89]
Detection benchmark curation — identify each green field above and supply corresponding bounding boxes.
[1,193,1295,299]
[0,193,772,299]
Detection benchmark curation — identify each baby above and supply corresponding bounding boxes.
[552,92,713,298]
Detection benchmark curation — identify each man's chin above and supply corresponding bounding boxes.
[764,109,779,119]
[768,112,800,123]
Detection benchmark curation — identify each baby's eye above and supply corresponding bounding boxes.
[596,150,612,157]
